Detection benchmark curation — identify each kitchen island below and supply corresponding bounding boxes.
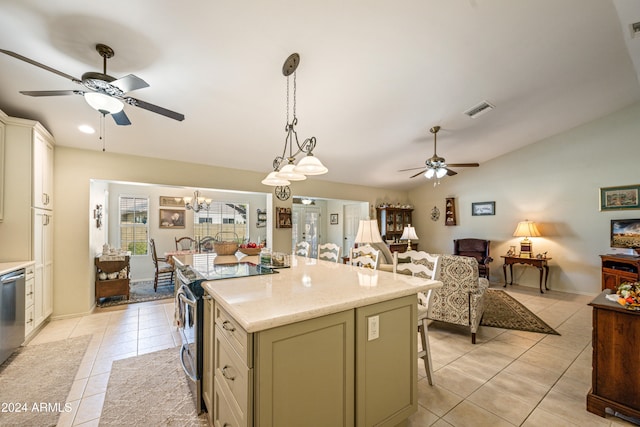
[173,253,442,427]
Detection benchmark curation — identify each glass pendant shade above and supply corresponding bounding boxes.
[294,155,328,175]
[435,168,447,178]
[84,92,124,114]
[424,169,436,179]
[261,171,291,186]
[276,163,307,181]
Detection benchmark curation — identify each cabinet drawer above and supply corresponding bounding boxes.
[214,377,244,427]
[25,277,34,308]
[215,305,252,366]
[25,305,35,336]
[215,326,252,425]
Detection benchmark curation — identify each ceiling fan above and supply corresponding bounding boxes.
[399,126,479,179]
[0,44,185,125]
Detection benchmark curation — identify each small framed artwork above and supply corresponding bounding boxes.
[472,201,496,216]
[600,185,640,211]
[159,209,185,228]
[330,213,339,225]
[276,207,292,229]
[159,196,185,207]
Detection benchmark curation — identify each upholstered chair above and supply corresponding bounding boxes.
[393,250,441,385]
[453,238,493,279]
[317,242,341,262]
[427,254,489,344]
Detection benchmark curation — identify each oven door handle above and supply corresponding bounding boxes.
[178,291,197,308]
[180,344,198,382]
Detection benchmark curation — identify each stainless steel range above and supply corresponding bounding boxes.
[175,261,277,414]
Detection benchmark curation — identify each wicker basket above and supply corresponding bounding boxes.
[239,247,261,255]
[213,241,239,255]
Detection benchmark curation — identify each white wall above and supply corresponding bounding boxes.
[409,101,640,295]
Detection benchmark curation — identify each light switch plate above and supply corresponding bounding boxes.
[368,315,379,341]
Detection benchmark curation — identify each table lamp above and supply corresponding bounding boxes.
[513,220,541,258]
[400,225,419,250]
[355,219,384,246]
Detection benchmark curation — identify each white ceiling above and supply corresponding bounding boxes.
[1,0,639,190]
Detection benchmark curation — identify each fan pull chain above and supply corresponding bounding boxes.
[99,113,106,151]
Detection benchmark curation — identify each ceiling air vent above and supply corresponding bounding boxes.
[463,101,495,118]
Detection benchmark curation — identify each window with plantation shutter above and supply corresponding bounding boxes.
[194,202,248,243]
[119,196,149,255]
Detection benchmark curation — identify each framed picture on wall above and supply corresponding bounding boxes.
[159,196,185,207]
[600,185,640,211]
[276,207,292,228]
[159,209,185,228]
[471,201,495,216]
[330,213,338,225]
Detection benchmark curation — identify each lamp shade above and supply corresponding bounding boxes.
[513,220,541,238]
[400,225,419,241]
[276,163,307,181]
[355,219,384,244]
[294,154,328,175]
[84,92,124,114]
[261,171,291,186]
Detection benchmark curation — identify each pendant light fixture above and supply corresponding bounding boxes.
[261,53,328,188]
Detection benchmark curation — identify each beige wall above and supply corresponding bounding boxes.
[408,101,640,295]
[53,149,408,317]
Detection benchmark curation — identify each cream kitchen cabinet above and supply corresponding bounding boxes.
[24,264,35,336]
[202,295,214,426]
[207,295,417,427]
[0,110,55,336]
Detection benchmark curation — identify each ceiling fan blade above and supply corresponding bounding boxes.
[111,74,149,93]
[410,169,427,178]
[398,166,427,172]
[446,163,479,167]
[112,110,132,126]
[0,49,81,83]
[126,97,185,121]
[445,168,458,176]
[20,90,82,97]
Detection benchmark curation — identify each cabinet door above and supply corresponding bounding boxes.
[356,295,417,427]
[255,310,355,427]
[203,295,214,423]
[33,132,53,210]
[33,210,53,326]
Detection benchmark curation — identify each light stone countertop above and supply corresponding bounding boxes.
[200,255,442,333]
[0,260,34,276]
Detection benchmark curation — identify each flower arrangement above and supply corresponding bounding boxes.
[617,282,640,309]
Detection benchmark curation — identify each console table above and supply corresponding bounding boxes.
[587,291,640,420]
[501,255,551,294]
[95,254,130,303]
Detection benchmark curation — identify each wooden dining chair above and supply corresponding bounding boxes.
[348,246,380,269]
[317,242,341,262]
[175,236,196,251]
[149,238,174,291]
[295,241,310,257]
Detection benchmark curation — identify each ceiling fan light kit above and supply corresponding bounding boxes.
[262,53,328,199]
[0,43,185,127]
[400,125,479,184]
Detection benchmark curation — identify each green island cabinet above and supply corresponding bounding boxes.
[203,293,418,427]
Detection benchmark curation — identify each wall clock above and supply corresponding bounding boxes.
[430,206,440,221]
[275,185,291,201]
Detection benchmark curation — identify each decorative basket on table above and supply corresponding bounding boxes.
[239,247,261,255]
[213,232,239,255]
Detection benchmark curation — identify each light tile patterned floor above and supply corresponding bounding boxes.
[24,285,638,426]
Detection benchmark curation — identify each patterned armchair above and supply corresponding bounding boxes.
[427,254,489,344]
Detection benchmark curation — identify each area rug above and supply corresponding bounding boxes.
[98,280,174,307]
[100,347,208,426]
[0,335,92,427]
[480,289,560,335]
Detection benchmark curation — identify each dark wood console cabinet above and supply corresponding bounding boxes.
[587,292,640,420]
[95,255,130,303]
[600,254,640,291]
[376,207,414,253]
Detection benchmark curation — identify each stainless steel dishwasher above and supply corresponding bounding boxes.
[1,268,26,365]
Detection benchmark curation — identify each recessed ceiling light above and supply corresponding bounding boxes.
[78,124,95,134]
